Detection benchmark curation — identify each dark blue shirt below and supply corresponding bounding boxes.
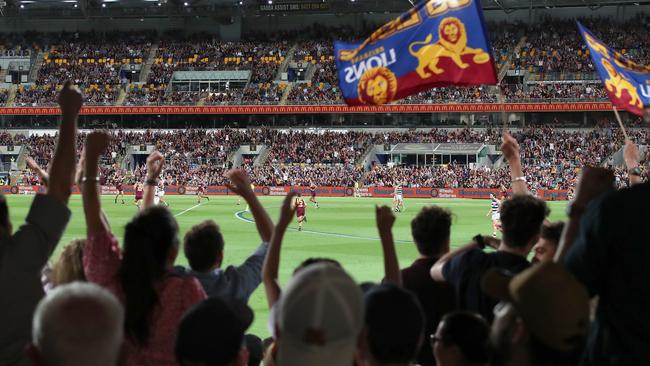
[443,248,529,322]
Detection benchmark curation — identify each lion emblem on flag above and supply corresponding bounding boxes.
[357,67,398,105]
[408,17,491,79]
[602,59,643,109]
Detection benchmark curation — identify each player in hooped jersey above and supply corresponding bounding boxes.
[392,183,404,212]
[134,182,144,209]
[486,193,502,237]
[155,180,169,207]
[115,178,125,204]
[309,182,320,208]
[295,193,307,231]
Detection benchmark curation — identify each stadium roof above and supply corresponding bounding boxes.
[1,0,648,18]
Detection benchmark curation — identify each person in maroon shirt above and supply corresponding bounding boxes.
[401,206,456,366]
[115,178,125,205]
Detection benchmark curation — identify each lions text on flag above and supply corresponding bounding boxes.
[334,0,497,106]
[578,21,650,116]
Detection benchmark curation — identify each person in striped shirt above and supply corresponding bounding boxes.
[486,193,502,238]
[393,183,404,212]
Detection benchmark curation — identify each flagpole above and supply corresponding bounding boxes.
[612,107,629,140]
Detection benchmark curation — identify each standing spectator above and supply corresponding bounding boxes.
[361,284,425,366]
[175,297,253,366]
[174,169,272,302]
[402,206,456,366]
[557,166,649,366]
[431,312,489,366]
[27,282,124,366]
[81,133,206,366]
[531,222,564,263]
[0,81,80,366]
[430,195,548,322]
[275,263,364,366]
[482,262,590,366]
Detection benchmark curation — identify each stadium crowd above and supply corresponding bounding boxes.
[1,86,648,366]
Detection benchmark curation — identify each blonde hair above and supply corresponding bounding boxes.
[52,240,86,287]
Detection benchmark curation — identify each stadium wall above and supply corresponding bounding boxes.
[2,185,569,201]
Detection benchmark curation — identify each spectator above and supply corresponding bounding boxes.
[402,206,456,366]
[175,297,253,366]
[482,262,590,366]
[531,221,564,263]
[81,134,206,366]
[431,312,489,366]
[48,239,87,288]
[361,284,425,366]
[27,282,124,366]
[274,262,364,366]
[174,169,272,302]
[558,166,649,365]
[0,81,80,366]
[245,334,264,366]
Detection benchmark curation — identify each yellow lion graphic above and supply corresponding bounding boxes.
[357,67,398,105]
[602,59,643,109]
[408,17,490,79]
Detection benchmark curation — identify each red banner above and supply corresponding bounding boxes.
[0,185,569,200]
[0,102,613,115]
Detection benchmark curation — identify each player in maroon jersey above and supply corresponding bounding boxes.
[115,178,125,204]
[308,182,320,208]
[295,193,307,231]
[134,182,144,209]
[197,182,210,203]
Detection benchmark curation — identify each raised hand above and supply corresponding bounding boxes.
[85,131,111,157]
[375,205,396,234]
[623,139,640,169]
[25,157,39,170]
[501,132,520,164]
[146,151,165,179]
[57,81,83,117]
[278,191,298,227]
[225,169,254,198]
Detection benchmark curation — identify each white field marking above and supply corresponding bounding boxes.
[175,203,203,217]
[234,211,412,244]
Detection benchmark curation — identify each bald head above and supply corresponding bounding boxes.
[31,282,124,366]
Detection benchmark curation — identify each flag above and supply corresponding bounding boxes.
[578,21,650,116]
[334,0,497,106]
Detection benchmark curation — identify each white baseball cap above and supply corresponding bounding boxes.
[276,263,364,366]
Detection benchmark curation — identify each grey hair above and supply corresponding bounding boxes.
[32,282,124,366]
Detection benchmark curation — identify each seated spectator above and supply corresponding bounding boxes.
[361,284,425,366]
[175,297,253,366]
[174,169,272,302]
[482,262,589,366]
[431,311,489,366]
[81,136,206,365]
[27,282,124,366]
[0,81,80,366]
[559,166,649,365]
[402,206,456,366]
[531,221,564,263]
[275,262,364,366]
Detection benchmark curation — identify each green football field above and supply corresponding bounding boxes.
[6,194,567,337]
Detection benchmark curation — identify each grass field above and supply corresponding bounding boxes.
[6,194,567,337]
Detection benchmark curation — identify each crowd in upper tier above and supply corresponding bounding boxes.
[4,15,649,106]
[2,87,649,366]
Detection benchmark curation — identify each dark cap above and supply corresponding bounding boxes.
[175,297,254,366]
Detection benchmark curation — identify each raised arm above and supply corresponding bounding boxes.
[623,139,643,187]
[47,81,82,204]
[143,151,164,209]
[262,192,296,309]
[376,205,401,285]
[226,169,273,242]
[430,235,499,282]
[82,131,111,237]
[26,157,49,187]
[501,132,528,196]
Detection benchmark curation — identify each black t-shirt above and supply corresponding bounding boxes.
[442,248,530,322]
